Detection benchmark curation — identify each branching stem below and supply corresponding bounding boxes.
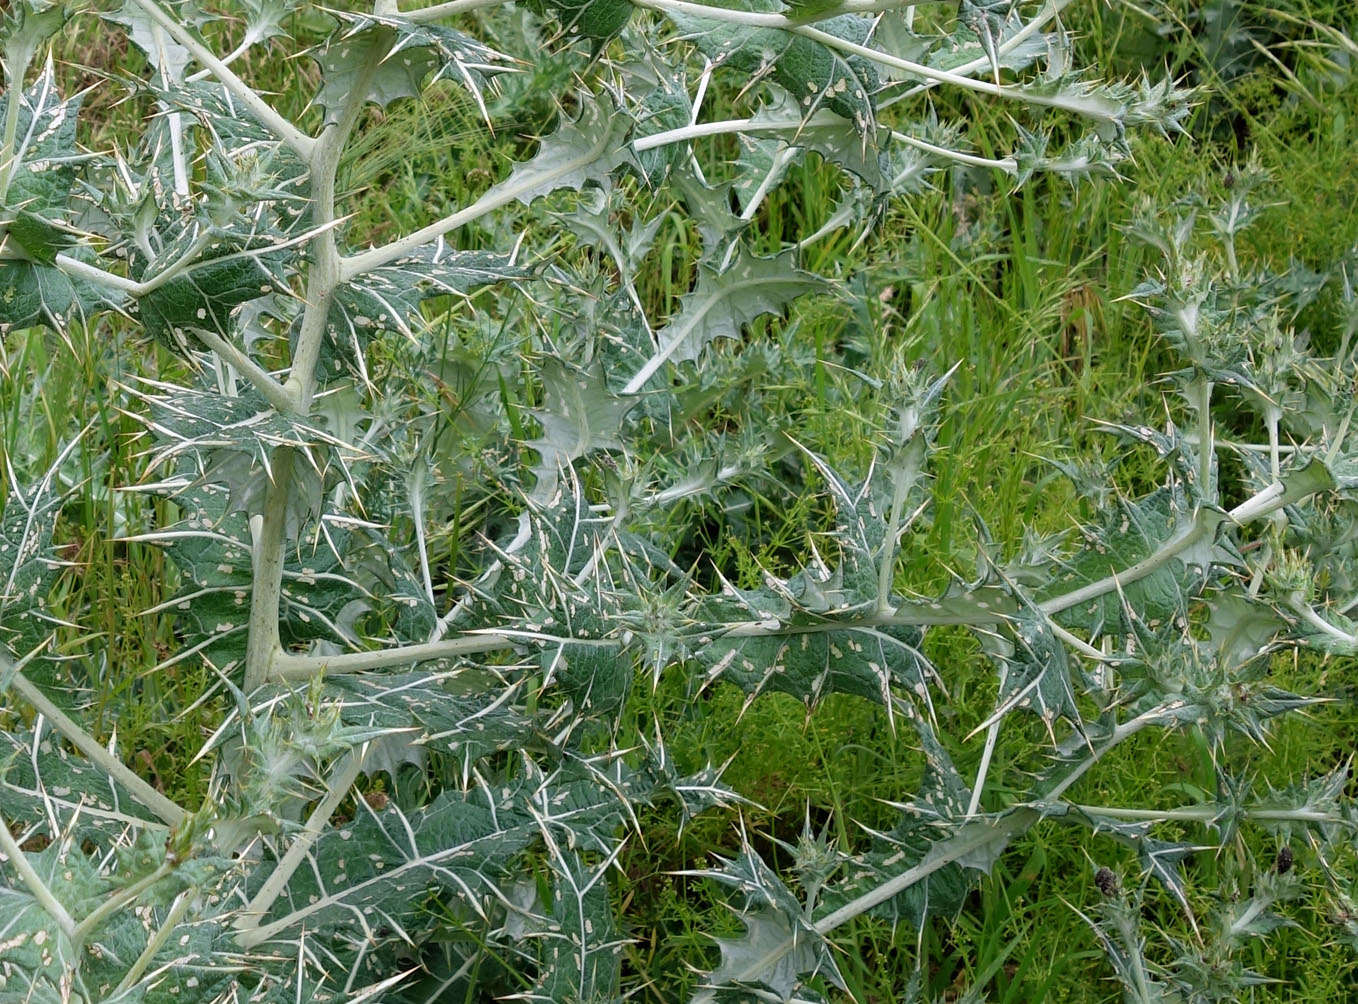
[127,0,315,158]
[73,861,176,943]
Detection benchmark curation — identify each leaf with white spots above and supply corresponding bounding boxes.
[0,459,71,672]
[819,707,988,929]
[124,381,362,536]
[0,726,163,841]
[124,479,372,677]
[1,58,90,215]
[741,89,886,191]
[486,92,633,206]
[325,245,530,377]
[133,226,292,357]
[977,604,1086,738]
[1033,487,1215,638]
[529,851,625,1002]
[690,458,933,710]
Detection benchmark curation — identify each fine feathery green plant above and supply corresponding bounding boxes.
[1,0,1355,1001]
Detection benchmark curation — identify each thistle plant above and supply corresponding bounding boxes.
[0,0,1354,1001]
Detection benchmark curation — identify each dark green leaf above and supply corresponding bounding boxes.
[667,4,880,135]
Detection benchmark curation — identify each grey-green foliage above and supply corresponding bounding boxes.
[0,0,1353,1002]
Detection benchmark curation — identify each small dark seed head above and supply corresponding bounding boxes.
[1275,845,1294,875]
[1095,866,1118,896]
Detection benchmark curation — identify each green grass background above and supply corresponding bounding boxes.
[4,0,1358,999]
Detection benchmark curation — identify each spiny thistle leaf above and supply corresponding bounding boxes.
[528,357,636,498]
[1034,486,1216,637]
[533,0,634,50]
[320,11,514,123]
[744,89,885,190]
[0,249,123,333]
[525,851,626,1002]
[684,832,845,1002]
[326,670,539,778]
[2,0,70,62]
[126,381,363,534]
[0,726,163,841]
[1,58,88,214]
[134,230,292,356]
[666,3,880,136]
[484,92,632,206]
[105,0,193,78]
[0,461,69,664]
[654,248,832,373]
[690,459,933,710]
[821,708,993,929]
[333,245,530,342]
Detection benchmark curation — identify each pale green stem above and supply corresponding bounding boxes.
[635,0,1116,123]
[1034,464,1325,619]
[0,808,78,941]
[149,22,191,197]
[72,861,176,943]
[272,632,542,679]
[968,704,1002,817]
[719,145,797,269]
[234,749,366,941]
[1195,375,1214,499]
[0,36,41,248]
[114,885,198,994]
[1266,405,1282,483]
[0,55,31,206]
[633,0,942,31]
[126,0,314,158]
[245,39,383,690]
[892,129,1017,172]
[631,116,760,151]
[186,35,254,83]
[339,117,617,280]
[1044,708,1163,801]
[402,0,520,21]
[1071,802,1344,825]
[1288,593,1357,646]
[242,446,295,691]
[409,466,437,609]
[877,458,920,614]
[1224,233,1239,280]
[1117,910,1157,1004]
[285,42,385,411]
[9,669,188,826]
[46,222,329,298]
[192,327,294,414]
